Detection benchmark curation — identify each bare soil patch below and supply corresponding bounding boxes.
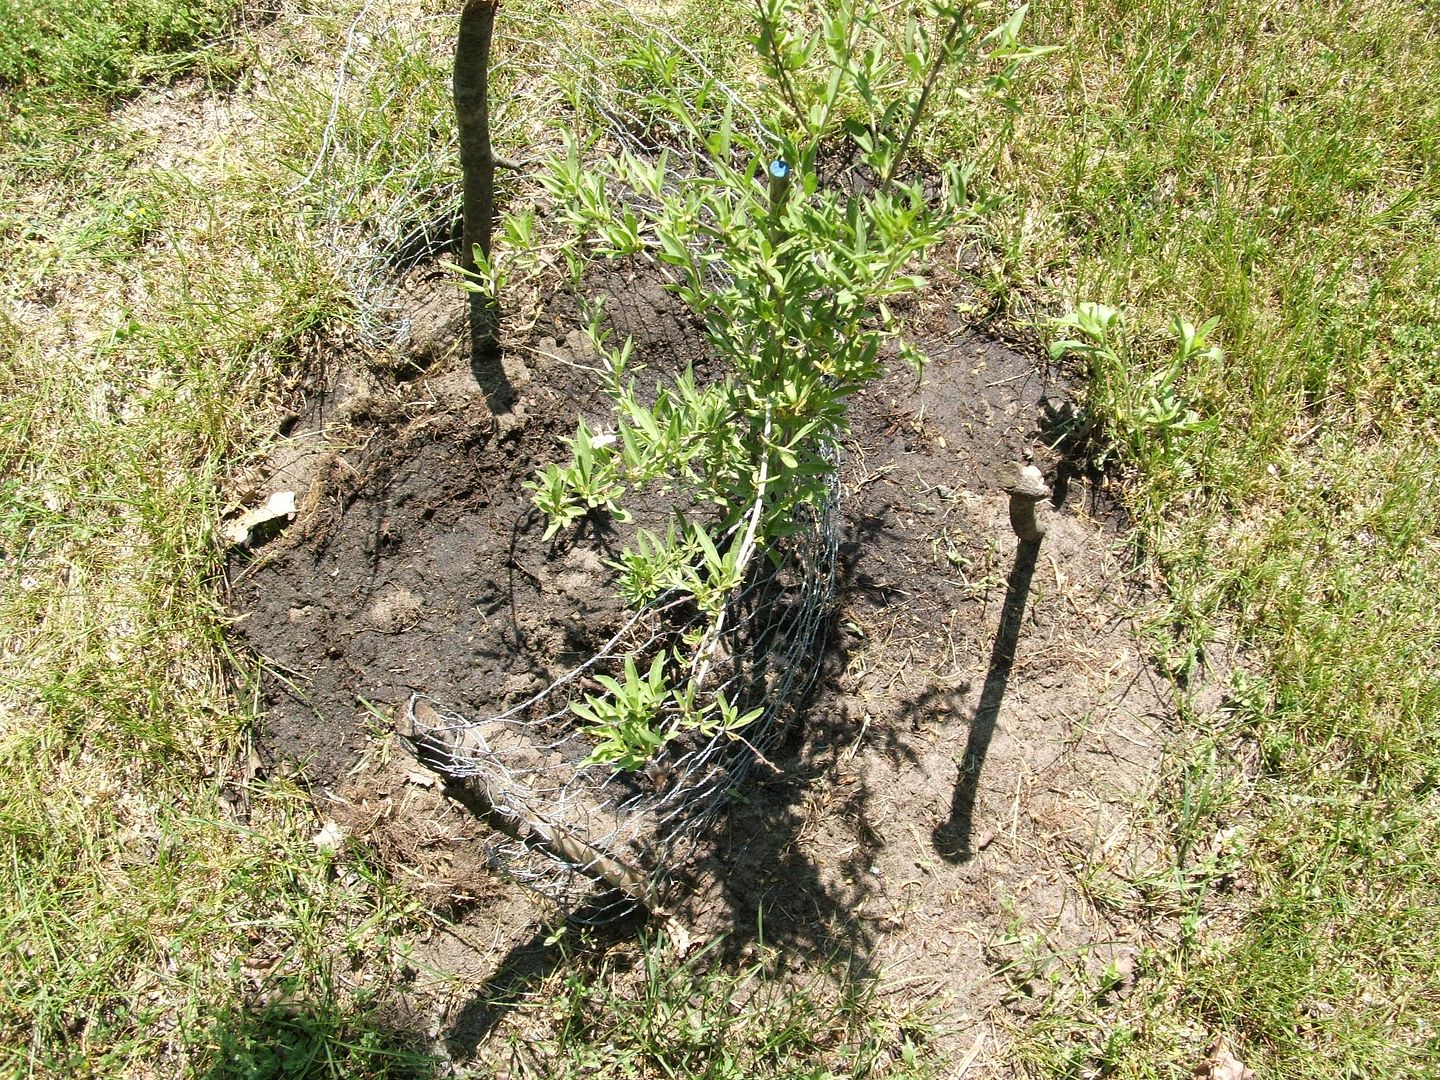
[226,265,1173,1067]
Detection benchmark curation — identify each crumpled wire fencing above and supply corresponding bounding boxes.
[290,1,841,918]
[402,465,839,921]
[287,0,775,351]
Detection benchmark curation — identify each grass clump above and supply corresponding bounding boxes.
[492,934,937,1080]
[0,0,241,98]
[0,4,439,1072]
[980,0,1440,1074]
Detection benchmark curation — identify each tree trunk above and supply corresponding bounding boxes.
[454,0,508,398]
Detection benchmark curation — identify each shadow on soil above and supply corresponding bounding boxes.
[228,249,1155,1068]
[442,534,888,1058]
[439,490,1048,1056]
[933,537,1040,863]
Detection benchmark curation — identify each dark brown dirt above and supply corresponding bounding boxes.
[227,264,708,786]
[226,262,1173,1070]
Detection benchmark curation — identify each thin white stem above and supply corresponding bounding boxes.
[691,410,774,694]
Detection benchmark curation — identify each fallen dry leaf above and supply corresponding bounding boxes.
[224,490,297,545]
[312,819,348,851]
[661,914,694,958]
[1194,1036,1256,1080]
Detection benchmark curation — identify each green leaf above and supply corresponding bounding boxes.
[570,700,603,725]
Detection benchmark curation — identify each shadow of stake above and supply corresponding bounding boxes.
[933,538,1040,863]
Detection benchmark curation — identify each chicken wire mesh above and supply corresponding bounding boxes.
[288,0,774,351]
[291,1,842,918]
[401,466,839,921]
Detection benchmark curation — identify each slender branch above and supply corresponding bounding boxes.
[455,0,498,273]
[755,2,806,128]
[691,411,774,694]
[882,15,963,191]
[403,699,659,909]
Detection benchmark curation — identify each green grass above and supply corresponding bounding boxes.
[0,4,433,1073]
[0,0,241,98]
[981,0,1440,1074]
[3,0,1439,1076]
[487,933,937,1080]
